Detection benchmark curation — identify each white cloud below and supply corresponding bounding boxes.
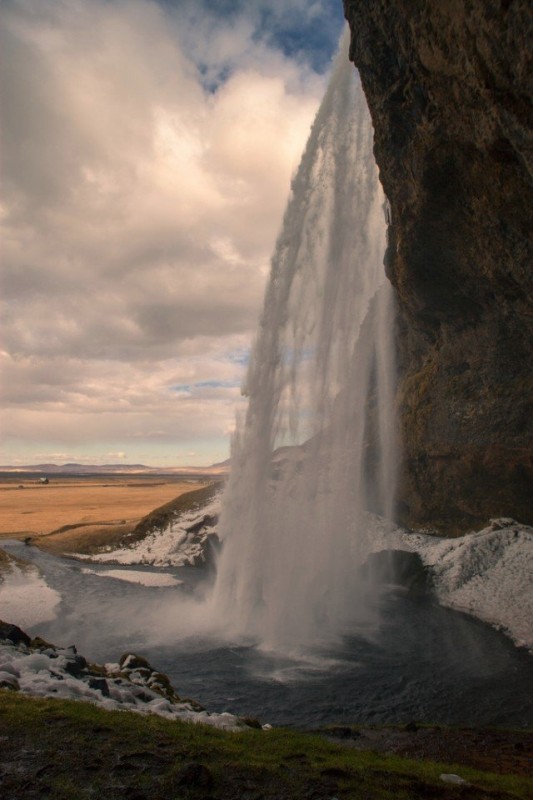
[0,0,337,464]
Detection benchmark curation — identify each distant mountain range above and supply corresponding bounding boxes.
[0,461,230,475]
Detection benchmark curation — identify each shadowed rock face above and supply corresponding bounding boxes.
[343,0,533,532]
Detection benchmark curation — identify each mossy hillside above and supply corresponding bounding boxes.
[1,691,531,799]
[113,481,222,550]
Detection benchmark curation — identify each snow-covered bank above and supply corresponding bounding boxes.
[73,494,220,568]
[372,518,533,652]
[408,520,533,651]
[0,622,245,731]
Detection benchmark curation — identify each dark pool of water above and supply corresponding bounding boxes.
[147,593,533,728]
[2,540,532,729]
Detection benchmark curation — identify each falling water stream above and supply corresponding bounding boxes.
[210,31,396,651]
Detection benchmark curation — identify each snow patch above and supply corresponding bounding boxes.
[80,568,182,587]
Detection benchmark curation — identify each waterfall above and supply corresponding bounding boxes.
[210,30,396,652]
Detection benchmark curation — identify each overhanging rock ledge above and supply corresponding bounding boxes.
[343,0,533,532]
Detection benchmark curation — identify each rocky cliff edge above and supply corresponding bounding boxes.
[344,0,533,532]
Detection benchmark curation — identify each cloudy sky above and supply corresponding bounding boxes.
[0,0,345,467]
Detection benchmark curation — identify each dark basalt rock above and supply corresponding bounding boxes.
[363,549,430,595]
[0,620,31,647]
[344,0,533,533]
[119,653,151,670]
[0,675,20,691]
[63,654,88,677]
[88,677,110,697]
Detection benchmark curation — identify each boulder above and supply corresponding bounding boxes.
[0,620,31,647]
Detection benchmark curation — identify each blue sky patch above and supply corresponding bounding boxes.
[172,379,240,394]
[160,0,345,75]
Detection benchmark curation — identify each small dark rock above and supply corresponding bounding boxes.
[364,550,429,594]
[63,655,87,677]
[30,636,56,651]
[0,620,31,647]
[182,697,206,712]
[149,670,180,701]
[239,716,263,729]
[175,762,213,788]
[119,653,152,671]
[185,514,217,535]
[88,677,110,696]
[133,667,152,678]
[0,677,20,691]
[129,688,154,703]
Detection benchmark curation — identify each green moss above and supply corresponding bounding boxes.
[85,661,108,676]
[399,356,439,446]
[30,635,56,650]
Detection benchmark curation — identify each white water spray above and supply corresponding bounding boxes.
[210,31,396,651]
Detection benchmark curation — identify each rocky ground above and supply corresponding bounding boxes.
[320,725,533,778]
[0,620,244,731]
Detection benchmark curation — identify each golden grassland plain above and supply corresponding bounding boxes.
[0,476,210,553]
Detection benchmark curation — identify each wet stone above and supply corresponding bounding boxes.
[63,655,87,677]
[88,677,110,696]
[0,621,31,647]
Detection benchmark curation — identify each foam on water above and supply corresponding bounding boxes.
[208,30,397,651]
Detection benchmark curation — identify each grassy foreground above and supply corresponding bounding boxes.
[1,692,530,799]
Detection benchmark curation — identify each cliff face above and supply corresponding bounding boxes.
[343,1,533,532]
